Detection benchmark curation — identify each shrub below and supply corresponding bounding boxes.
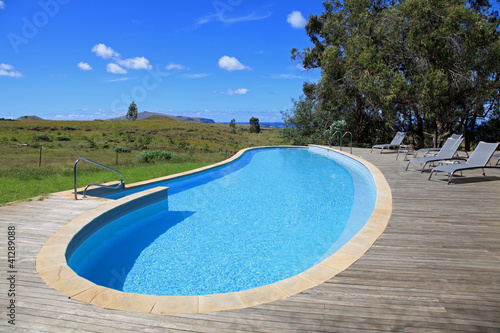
[136,150,173,163]
[177,139,190,150]
[126,133,135,142]
[56,134,71,141]
[134,134,153,150]
[114,146,131,153]
[82,136,97,148]
[34,133,51,142]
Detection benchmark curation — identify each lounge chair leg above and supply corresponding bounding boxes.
[421,162,428,173]
[448,171,455,185]
[482,168,486,176]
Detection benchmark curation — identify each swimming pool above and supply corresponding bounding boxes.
[67,146,375,295]
[37,145,392,313]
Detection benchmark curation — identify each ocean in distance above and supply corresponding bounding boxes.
[223,122,285,129]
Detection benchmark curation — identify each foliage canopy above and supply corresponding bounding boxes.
[127,101,138,121]
[249,117,261,133]
[285,0,500,149]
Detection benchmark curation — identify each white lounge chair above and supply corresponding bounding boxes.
[371,132,406,154]
[415,134,463,157]
[428,141,500,184]
[406,137,464,172]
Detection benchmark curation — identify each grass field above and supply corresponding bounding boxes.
[0,119,288,204]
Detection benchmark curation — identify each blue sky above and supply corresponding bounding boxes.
[0,0,324,122]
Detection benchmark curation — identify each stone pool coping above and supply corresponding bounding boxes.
[36,145,392,313]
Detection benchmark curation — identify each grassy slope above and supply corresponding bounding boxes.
[0,119,288,204]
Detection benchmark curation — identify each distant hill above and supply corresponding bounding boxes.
[17,115,46,121]
[142,114,176,121]
[109,111,215,123]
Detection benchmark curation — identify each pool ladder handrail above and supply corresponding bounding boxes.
[342,131,353,154]
[74,158,124,200]
[326,130,342,149]
[326,131,352,154]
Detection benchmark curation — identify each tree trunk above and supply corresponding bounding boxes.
[414,114,424,149]
[464,114,477,152]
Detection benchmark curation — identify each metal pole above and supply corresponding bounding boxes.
[342,132,353,154]
[74,159,78,200]
[39,146,43,167]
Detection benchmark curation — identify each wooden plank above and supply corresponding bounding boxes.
[0,147,499,332]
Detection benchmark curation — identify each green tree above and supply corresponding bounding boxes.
[394,0,500,148]
[282,96,324,145]
[249,117,260,133]
[126,101,138,121]
[229,118,236,133]
[288,0,500,148]
[290,0,397,146]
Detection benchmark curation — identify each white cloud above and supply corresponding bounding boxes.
[106,77,129,82]
[0,63,22,78]
[54,109,124,121]
[218,56,250,71]
[219,88,249,95]
[184,73,210,79]
[116,57,152,70]
[1,64,14,70]
[91,44,152,72]
[218,11,271,24]
[196,11,271,27]
[77,62,92,71]
[107,63,127,74]
[265,73,303,79]
[233,88,249,95]
[287,11,306,29]
[0,1,5,9]
[92,43,119,59]
[166,62,186,70]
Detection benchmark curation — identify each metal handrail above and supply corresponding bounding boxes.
[342,132,353,154]
[332,131,342,150]
[74,158,124,200]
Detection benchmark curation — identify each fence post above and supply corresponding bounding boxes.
[39,146,43,167]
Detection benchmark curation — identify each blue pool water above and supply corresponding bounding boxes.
[67,147,376,296]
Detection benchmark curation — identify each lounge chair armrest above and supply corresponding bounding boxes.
[437,160,462,166]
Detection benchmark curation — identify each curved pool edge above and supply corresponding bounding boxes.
[36,145,392,314]
[53,145,293,200]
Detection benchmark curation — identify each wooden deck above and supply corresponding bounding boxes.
[1,148,499,332]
